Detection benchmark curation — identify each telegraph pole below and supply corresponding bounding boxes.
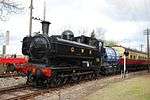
[140,44,144,52]
[29,0,33,36]
[144,28,150,72]
[43,1,46,21]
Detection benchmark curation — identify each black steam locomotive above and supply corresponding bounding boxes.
[22,21,104,87]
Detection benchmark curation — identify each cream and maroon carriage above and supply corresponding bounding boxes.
[112,45,148,71]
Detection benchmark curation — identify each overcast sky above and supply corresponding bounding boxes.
[0,0,150,55]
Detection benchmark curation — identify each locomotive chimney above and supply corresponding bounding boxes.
[41,21,51,35]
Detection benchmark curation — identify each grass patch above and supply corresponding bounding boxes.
[83,74,150,100]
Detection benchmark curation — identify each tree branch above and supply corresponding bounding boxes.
[0,0,24,21]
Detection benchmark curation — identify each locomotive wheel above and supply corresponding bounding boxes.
[50,76,62,87]
[26,73,33,85]
[62,77,68,85]
[32,81,38,87]
[88,74,93,80]
[26,79,31,85]
[92,73,97,79]
[78,76,82,81]
[76,76,81,83]
[43,80,50,88]
[72,75,78,82]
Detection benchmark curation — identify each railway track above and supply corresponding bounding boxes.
[0,86,59,100]
[0,82,59,100]
[0,84,29,95]
[6,90,44,100]
[0,85,36,100]
[0,73,19,78]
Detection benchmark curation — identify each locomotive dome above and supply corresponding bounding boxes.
[29,34,50,59]
[62,30,74,40]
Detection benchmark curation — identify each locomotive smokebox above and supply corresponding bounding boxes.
[41,21,51,35]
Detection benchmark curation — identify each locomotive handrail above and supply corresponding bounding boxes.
[57,38,96,49]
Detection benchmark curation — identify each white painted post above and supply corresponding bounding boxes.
[123,55,126,78]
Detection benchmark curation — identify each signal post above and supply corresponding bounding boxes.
[123,50,129,78]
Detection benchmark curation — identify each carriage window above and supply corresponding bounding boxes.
[130,55,132,59]
[139,56,141,59]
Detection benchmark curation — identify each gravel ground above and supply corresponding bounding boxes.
[0,77,26,89]
[34,76,122,100]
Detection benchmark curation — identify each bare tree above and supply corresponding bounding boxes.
[104,40,118,47]
[78,28,87,36]
[0,0,23,21]
[95,27,106,40]
[90,30,95,38]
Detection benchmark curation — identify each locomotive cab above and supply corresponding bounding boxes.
[74,35,103,51]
